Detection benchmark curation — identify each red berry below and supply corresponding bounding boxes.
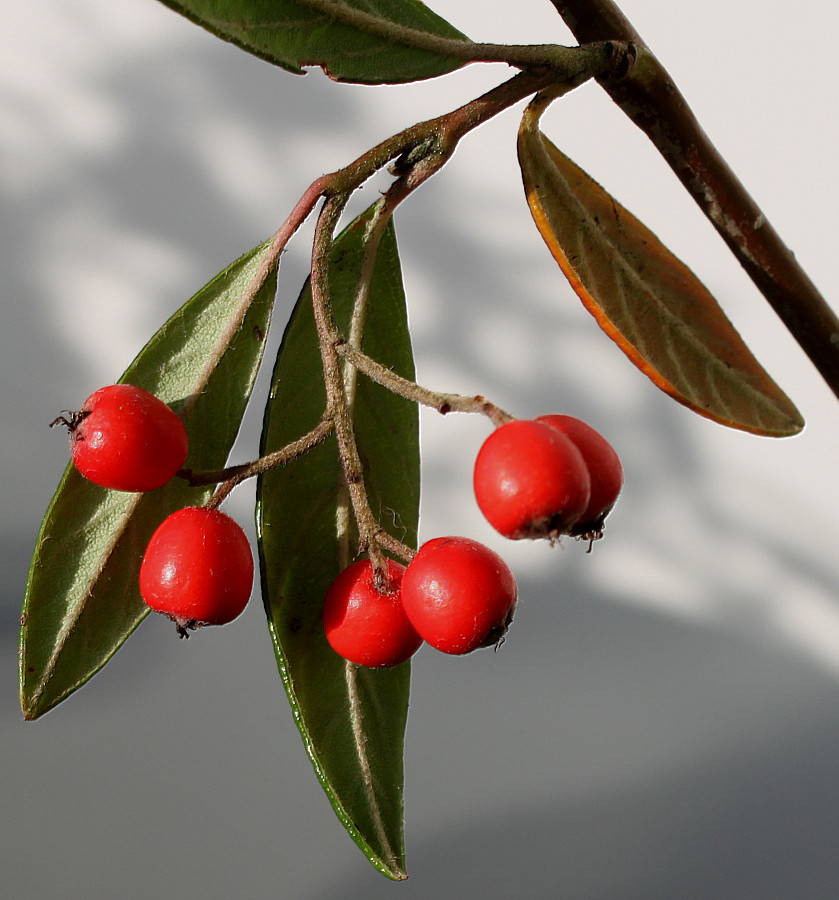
[140,507,253,633]
[401,537,517,655]
[473,419,591,540]
[536,415,623,538]
[59,384,188,492]
[323,558,422,668]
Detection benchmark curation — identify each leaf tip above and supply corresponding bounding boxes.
[19,692,42,722]
[768,413,805,438]
[373,854,408,881]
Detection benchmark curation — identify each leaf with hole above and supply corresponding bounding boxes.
[256,206,418,879]
[157,0,469,84]
[517,101,803,437]
[19,240,278,720]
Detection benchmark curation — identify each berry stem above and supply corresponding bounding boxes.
[335,342,514,426]
[191,420,334,507]
[342,194,399,414]
[375,530,417,565]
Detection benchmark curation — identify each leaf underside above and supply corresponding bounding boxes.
[156,0,468,84]
[256,207,419,880]
[517,103,803,437]
[20,241,279,720]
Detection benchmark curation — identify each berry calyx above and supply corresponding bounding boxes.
[473,418,591,540]
[323,558,422,668]
[55,384,188,492]
[401,536,517,655]
[536,414,623,539]
[140,507,253,635]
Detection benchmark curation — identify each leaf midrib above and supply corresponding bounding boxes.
[525,125,795,429]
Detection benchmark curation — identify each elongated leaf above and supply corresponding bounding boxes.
[157,0,468,84]
[20,241,279,720]
[256,208,418,879]
[518,102,803,437]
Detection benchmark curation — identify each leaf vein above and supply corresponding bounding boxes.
[346,663,397,865]
[533,134,791,421]
[26,494,143,711]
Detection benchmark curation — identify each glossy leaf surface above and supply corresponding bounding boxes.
[257,208,418,879]
[157,0,468,84]
[518,103,803,437]
[20,241,278,720]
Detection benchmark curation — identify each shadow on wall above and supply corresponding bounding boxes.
[0,36,366,633]
[313,577,839,899]
[1,33,364,394]
[316,713,839,899]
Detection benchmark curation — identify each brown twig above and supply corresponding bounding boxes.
[549,0,839,400]
[197,420,334,509]
[336,342,514,427]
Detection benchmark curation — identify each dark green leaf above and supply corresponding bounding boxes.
[518,102,803,437]
[256,208,418,879]
[20,241,279,720]
[157,0,468,84]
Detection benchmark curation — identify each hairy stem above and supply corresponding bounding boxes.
[310,194,394,582]
[376,531,417,565]
[336,342,514,426]
[200,420,334,508]
[183,419,333,486]
[342,196,397,408]
[549,0,839,400]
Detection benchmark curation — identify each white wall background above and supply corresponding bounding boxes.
[2,1,838,896]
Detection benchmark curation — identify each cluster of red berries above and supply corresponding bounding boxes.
[323,413,622,668]
[323,537,518,667]
[474,415,623,543]
[54,384,253,635]
[57,386,621,654]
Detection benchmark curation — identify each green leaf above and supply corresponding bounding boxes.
[20,241,279,720]
[157,0,468,84]
[517,102,804,437]
[256,207,418,880]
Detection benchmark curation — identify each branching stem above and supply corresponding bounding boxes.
[319,41,626,201]
[188,43,632,557]
[299,58,626,573]
[198,420,334,509]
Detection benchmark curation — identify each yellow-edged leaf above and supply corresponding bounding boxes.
[517,101,803,437]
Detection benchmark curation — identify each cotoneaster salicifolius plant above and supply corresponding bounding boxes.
[18,0,837,884]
